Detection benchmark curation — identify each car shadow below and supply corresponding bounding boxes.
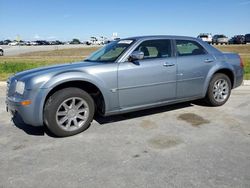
[12,113,55,137]
[12,101,197,137]
[94,102,193,125]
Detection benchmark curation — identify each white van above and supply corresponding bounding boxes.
[197,33,212,44]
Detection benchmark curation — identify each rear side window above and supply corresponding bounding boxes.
[176,40,207,56]
[135,39,172,59]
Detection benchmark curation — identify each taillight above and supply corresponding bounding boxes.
[240,56,244,68]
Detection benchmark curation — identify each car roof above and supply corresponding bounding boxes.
[123,35,197,41]
[122,35,222,55]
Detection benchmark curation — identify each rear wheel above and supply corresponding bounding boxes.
[44,88,95,137]
[205,73,231,106]
[0,50,3,56]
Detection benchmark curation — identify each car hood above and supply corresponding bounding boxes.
[11,61,103,89]
[14,61,100,81]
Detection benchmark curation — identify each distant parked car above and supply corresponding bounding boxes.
[0,47,3,56]
[50,40,64,45]
[212,35,229,45]
[245,34,250,44]
[230,35,245,44]
[18,41,26,46]
[30,41,38,46]
[197,33,212,44]
[69,39,81,45]
[3,40,11,45]
[86,37,98,45]
[25,41,31,46]
[86,37,105,45]
[8,41,19,46]
[35,40,50,45]
[228,38,234,45]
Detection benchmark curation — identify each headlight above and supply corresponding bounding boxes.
[15,81,25,95]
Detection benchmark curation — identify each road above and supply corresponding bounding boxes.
[0,45,97,56]
[0,83,250,188]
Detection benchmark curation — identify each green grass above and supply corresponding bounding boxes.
[216,45,250,79]
[0,45,249,81]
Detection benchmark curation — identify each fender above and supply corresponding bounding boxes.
[34,70,114,125]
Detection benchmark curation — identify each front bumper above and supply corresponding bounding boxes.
[6,87,49,127]
[6,96,42,126]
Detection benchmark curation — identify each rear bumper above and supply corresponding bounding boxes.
[217,41,228,43]
[213,39,228,43]
[234,69,244,89]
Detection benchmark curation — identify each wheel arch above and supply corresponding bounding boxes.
[43,80,106,116]
[203,67,235,97]
[213,69,234,88]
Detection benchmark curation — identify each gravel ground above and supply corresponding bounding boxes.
[0,84,250,188]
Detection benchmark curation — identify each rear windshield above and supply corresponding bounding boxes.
[217,35,226,38]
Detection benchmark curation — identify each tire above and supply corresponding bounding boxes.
[0,50,3,56]
[205,73,231,106]
[44,88,95,137]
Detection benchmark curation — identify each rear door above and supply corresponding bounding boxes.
[118,39,177,108]
[175,39,215,98]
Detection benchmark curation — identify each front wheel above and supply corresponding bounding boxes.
[44,88,95,137]
[205,73,231,106]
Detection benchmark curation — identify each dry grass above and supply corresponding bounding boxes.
[18,47,99,57]
[215,45,250,79]
[0,47,100,81]
[215,44,250,55]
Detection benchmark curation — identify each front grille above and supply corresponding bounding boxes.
[6,78,10,96]
[6,77,16,97]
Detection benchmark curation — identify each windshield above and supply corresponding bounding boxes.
[85,39,135,62]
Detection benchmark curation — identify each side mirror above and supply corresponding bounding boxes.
[129,51,144,62]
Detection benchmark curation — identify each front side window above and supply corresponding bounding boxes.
[134,39,172,59]
[85,39,134,62]
[176,40,206,56]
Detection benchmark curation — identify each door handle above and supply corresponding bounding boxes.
[204,59,214,63]
[163,62,175,67]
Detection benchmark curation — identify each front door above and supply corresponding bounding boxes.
[118,39,177,108]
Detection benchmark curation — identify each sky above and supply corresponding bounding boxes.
[0,0,250,41]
